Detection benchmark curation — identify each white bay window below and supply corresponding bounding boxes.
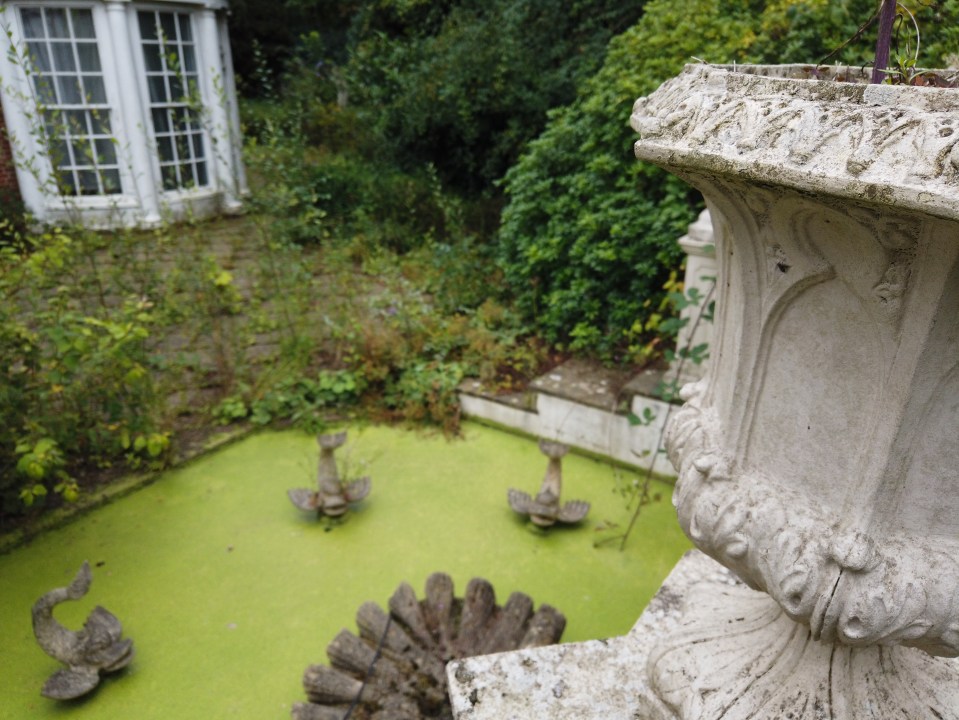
[0,0,244,227]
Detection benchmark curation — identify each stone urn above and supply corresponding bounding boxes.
[630,64,959,718]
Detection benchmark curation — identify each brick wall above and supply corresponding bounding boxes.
[0,93,23,204]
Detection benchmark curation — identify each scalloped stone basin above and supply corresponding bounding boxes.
[630,64,959,718]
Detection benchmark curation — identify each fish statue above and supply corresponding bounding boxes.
[288,431,371,517]
[508,440,590,527]
[31,561,134,699]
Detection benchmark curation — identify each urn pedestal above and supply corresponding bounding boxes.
[630,64,959,718]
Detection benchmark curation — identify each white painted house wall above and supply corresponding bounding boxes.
[0,0,245,228]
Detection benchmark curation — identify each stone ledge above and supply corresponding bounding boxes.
[458,360,678,476]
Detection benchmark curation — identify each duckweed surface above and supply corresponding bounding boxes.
[0,422,690,719]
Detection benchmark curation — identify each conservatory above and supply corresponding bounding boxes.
[0,0,245,228]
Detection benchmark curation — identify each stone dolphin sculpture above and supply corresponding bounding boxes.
[508,440,590,527]
[31,561,134,699]
[288,431,371,517]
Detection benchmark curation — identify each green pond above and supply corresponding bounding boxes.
[0,422,690,719]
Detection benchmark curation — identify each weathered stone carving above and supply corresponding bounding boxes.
[31,561,134,700]
[647,572,959,719]
[288,431,371,517]
[291,572,565,719]
[630,64,959,718]
[508,439,589,527]
[631,64,959,220]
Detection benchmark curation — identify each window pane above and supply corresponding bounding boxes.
[180,163,196,190]
[58,170,77,195]
[147,75,167,104]
[140,10,209,192]
[157,136,174,162]
[19,8,118,197]
[168,74,183,101]
[63,110,88,135]
[183,46,197,73]
[76,42,101,72]
[171,107,187,130]
[102,168,121,194]
[57,76,82,104]
[143,44,163,72]
[46,9,69,39]
[21,9,44,38]
[177,13,192,42]
[160,13,176,42]
[95,138,117,166]
[88,111,111,136]
[43,111,64,137]
[71,138,92,166]
[70,9,95,39]
[49,137,69,163]
[196,160,207,187]
[27,42,51,72]
[82,76,106,104]
[175,134,190,161]
[32,75,56,105]
[152,108,170,134]
[50,41,76,72]
[138,12,157,41]
[77,169,99,195]
[160,164,177,190]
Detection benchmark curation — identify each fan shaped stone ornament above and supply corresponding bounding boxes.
[291,572,566,720]
[31,561,134,700]
[508,440,590,527]
[628,63,959,719]
[289,431,371,517]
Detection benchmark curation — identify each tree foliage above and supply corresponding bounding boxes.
[343,0,647,195]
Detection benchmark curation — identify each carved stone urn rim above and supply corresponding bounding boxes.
[630,62,959,223]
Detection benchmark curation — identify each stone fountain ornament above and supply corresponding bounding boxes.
[288,431,371,518]
[508,439,589,527]
[291,572,566,719]
[625,63,959,719]
[31,561,134,700]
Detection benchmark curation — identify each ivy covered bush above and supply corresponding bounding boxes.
[497,0,959,359]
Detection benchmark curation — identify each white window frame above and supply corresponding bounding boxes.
[17,4,122,196]
[0,0,241,227]
[135,6,209,193]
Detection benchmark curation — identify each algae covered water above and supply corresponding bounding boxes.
[0,422,689,719]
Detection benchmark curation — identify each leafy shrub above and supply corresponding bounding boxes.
[498,0,759,359]
[384,361,465,431]
[0,230,167,513]
[0,190,28,248]
[497,0,959,360]
[214,370,365,433]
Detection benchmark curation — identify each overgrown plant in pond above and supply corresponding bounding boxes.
[288,431,371,520]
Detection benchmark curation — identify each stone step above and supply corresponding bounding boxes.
[457,358,679,477]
